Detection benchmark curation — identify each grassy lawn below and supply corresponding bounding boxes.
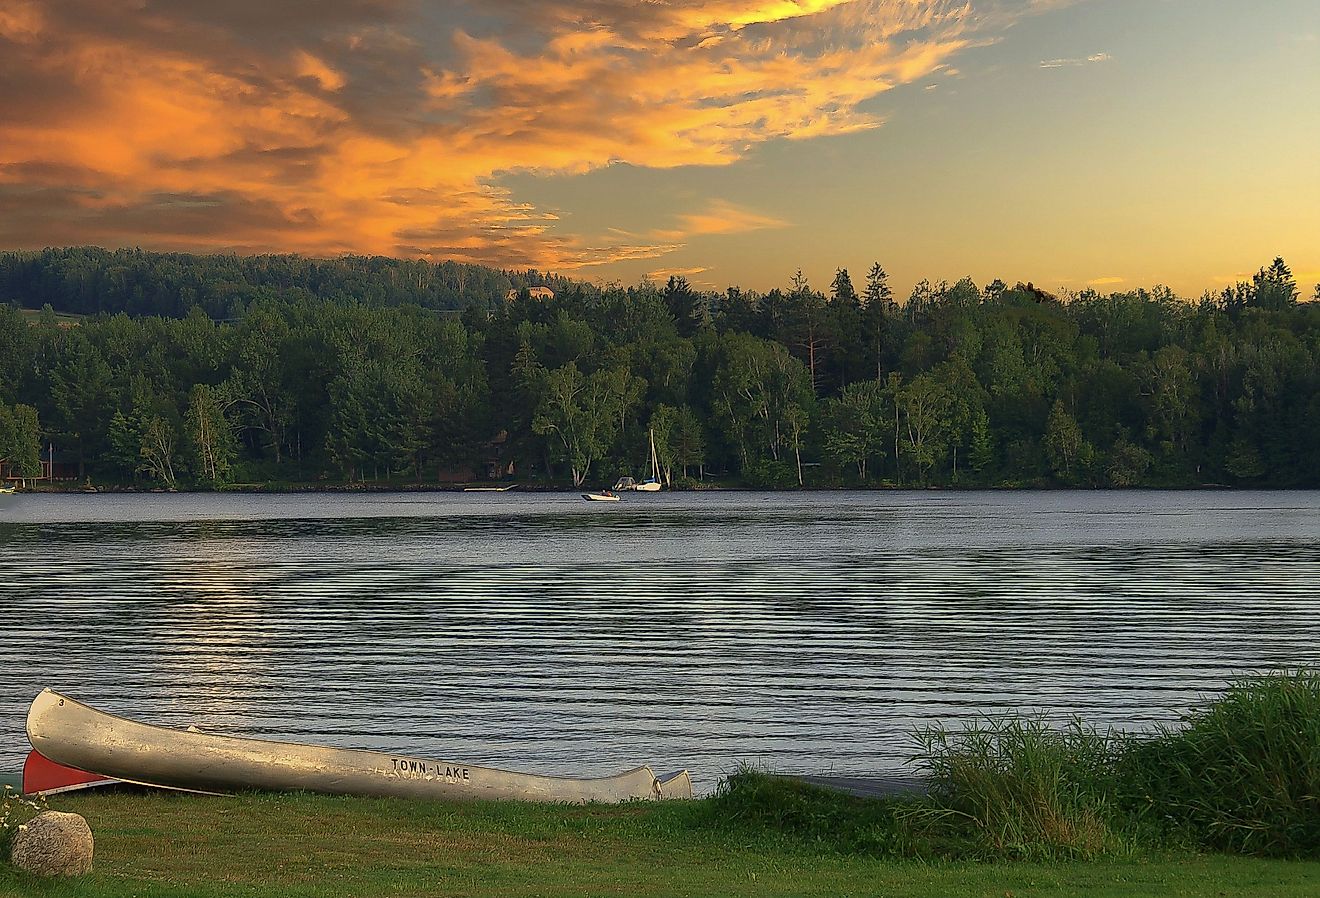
[17,308,82,327]
[3,792,1318,898]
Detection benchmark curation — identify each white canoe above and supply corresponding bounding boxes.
[26,689,691,803]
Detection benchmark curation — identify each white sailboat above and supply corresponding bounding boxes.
[612,430,664,492]
[638,429,662,491]
[618,430,662,491]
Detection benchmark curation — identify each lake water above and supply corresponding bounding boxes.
[2,490,1318,791]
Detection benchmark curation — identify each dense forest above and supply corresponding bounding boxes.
[1,247,1318,490]
[0,247,572,319]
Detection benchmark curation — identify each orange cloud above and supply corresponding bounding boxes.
[0,1,1064,270]
[653,200,789,241]
[295,51,347,92]
[0,1,44,43]
[648,266,711,279]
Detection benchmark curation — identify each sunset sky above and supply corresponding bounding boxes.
[1,0,1316,297]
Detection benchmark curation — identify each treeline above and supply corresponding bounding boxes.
[1,249,1318,490]
[0,247,573,320]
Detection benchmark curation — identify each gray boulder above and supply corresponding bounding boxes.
[9,810,94,877]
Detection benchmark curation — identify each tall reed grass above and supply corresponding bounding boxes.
[903,715,1132,860]
[713,670,1320,861]
[1118,669,1320,856]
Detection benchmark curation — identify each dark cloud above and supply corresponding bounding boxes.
[166,145,328,182]
[0,161,107,186]
[0,1,1049,268]
[0,186,317,249]
[114,191,320,237]
[0,57,103,127]
[39,0,413,53]
[141,0,410,32]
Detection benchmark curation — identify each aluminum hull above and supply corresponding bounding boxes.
[27,689,687,803]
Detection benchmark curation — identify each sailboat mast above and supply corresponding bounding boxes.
[649,428,660,482]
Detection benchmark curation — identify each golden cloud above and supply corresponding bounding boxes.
[650,265,711,275]
[0,1,45,43]
[294,51,348,92]
[0,1,1063,270]
[653,200,789,241]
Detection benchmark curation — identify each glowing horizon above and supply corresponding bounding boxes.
[1,0,1316,298]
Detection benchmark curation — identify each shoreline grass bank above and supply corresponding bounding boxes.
[3,790,1320,898]
[6,672,1319,895]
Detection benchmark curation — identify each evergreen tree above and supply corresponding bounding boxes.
[1251,257,1298,311]
[0,403,42,478]
[830,268,858,307]
[861,263,893,380]
[968,407,995,480]
[663,276,701,338]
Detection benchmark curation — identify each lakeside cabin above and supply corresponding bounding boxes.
[505,286,555,301]
[3,449,80,487]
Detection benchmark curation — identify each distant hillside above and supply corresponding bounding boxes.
[0,247,579,320]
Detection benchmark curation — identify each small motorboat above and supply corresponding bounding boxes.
[582,490,620,502]
[25,689,691,802]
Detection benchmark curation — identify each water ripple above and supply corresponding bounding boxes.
[2,490,1319,789]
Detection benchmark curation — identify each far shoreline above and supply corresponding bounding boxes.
[3,481,1281,495]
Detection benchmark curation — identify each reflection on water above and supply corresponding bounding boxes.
[2,490,1319,787]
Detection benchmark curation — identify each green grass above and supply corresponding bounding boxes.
[1,791,1319,898]
[708,766,909,854]
[17,308,82,326]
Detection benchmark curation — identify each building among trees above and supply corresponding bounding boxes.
[506,287,556,301]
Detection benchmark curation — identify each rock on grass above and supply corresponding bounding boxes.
[9,810,94,877]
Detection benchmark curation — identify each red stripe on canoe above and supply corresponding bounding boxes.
[22,749,119,796]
